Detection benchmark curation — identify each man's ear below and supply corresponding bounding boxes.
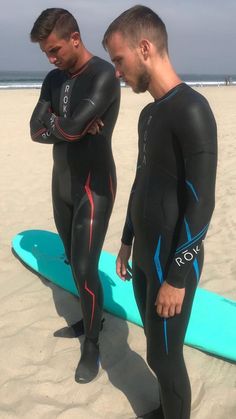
[71,31,81,47]
[139,39,151,60]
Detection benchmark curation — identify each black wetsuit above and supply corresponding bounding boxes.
[30,56,120,342]
[121,83,217,419]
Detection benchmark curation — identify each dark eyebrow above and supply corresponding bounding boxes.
[49,46,60,53]
[111,56,121,63]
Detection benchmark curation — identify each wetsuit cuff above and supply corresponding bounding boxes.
[42,112,56,130]
[121,222,134,246]
[121,230,133,246]
[121,238,133,246]
[165,276,186,289]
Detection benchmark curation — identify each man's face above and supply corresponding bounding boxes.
[39,31,79,72]
[106,31,150,93]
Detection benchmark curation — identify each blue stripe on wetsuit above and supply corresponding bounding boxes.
[183,218,200,282]
[184,180,201,280]
[175,223,209,254]
[186,180,199,202]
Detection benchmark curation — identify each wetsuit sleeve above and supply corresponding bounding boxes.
[30,74,62,144]
[121,186,135,246]
[121,154,142,246]
[41,69,119,142]
[165,98,217,288]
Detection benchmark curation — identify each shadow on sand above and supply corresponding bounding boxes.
[12,230,160,416]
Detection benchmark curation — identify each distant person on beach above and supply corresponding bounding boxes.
[30,8,120,384]
[225,76,233,85]
[103,5,217,419]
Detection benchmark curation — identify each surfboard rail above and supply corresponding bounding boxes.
[12,230,236,362]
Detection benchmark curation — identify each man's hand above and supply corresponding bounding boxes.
[155,281,185,318]
[116,243,132,281]
[87,119,104,135]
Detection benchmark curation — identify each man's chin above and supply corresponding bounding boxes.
[55,63,66,70]
[132,85,147,94]
[127,81,139,93]
[125,79,147,94]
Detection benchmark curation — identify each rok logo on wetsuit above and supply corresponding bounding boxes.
[175,244,201,267]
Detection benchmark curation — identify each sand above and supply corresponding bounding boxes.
[0,86,235,418]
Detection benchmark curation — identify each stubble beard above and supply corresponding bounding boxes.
[133,66,150,94]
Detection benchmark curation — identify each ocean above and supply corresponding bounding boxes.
[0,70,235,89]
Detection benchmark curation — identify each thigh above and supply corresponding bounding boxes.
[71,190,113,279]
[131,258,148,330]
[52,169,73,261]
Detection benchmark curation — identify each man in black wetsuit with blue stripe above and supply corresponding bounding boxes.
[103,5,217,419]
[30,8,120,384]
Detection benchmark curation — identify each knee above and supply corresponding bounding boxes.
[72,261,91,282]
[146,351,158,375]
[146,349,170,383]
[71,258,99,289]
[147,348,159,374]
[70,253,85,274]
[146,348,186,389]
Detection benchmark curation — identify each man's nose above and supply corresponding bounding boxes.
[48,55,57,64]
[115,69,122,79]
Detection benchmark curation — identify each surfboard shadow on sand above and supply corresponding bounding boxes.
[12,230,161,417]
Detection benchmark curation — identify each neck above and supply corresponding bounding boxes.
[69,45,93,74]
[148,55,182,100]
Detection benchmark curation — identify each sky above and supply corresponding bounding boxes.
[1,0,235,75]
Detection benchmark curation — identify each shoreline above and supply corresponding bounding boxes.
[1,81,236,90]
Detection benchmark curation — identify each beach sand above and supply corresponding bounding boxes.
[0,86,235,418]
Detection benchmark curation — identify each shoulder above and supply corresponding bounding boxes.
[171,84,216,139]
[88,56,120,93]
[175,84,214,119]
[43,69,63,85]
[173,85,217,150]
[90,56,115,71]
[89,56,117,79]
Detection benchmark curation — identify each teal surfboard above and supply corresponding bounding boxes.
[12,230,236,362]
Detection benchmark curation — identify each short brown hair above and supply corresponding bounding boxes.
[30,8,80,42]
[102,5,168,56]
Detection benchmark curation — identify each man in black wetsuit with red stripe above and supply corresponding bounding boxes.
[103,6,217,419]
[30,8,120,383]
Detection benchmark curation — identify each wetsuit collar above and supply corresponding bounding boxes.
[154,82,186,104]
[68,56,95,79]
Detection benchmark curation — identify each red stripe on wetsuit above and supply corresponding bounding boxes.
[84,172,96,330]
